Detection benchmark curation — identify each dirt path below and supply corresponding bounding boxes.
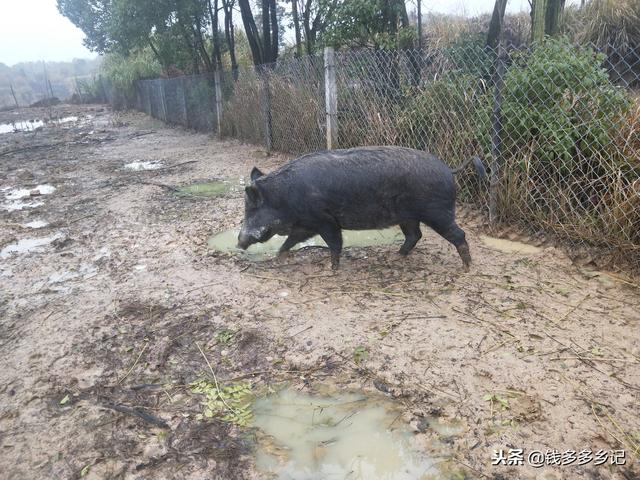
[1,105,638,480]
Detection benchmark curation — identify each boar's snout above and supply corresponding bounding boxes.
[237,230,251,250]
[237,225,271,250]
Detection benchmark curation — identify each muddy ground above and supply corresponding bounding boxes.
[0,105,638,480]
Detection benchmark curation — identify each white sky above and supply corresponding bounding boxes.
[0,0,582,66]
[0,0,94,66]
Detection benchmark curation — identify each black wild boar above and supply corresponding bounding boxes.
[237,146,485,270]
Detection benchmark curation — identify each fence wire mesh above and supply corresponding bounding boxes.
[136,74,217,132]
[120,40,640,271]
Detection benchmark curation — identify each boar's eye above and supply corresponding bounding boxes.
[250,167,264,181]
[245,185,261,204]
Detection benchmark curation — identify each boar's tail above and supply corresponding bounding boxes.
[451,156,486,181]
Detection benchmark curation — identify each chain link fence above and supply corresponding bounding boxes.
[134,74,217,132]
[118,39,640,271]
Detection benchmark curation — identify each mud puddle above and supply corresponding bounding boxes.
[0,119,44,134]
[2,185,56,212]
[480,235,542,255]
[124,161,163,171]
[22,220,48,229]
[5,185,56,200]
[208,228,404,260]
[0,233,63,259]
[0,116,79,134]
[251,387,446,479]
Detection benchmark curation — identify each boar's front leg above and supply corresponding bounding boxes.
[318,224,343,270]
[278,229,315,257]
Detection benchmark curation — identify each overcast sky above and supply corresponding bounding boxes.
[0,0,94,66]
[0,0,577,66]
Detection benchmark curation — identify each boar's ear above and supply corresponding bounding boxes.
[250,167,264,182]
[244,185,261,204]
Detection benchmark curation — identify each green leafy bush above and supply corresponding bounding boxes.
[500,37,630,173]
[396,74,491,163]
[102,48,161,93]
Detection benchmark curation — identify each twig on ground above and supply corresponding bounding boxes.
[195,342,238,415]
[101,401,169,429]
[118,342,148,384]
[135,180,180,192]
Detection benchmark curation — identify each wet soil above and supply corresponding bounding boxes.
[0,105,639,479]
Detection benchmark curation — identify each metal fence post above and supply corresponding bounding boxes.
[324,47,338,150]
[160,80,168,123]
[145,82,152,116]
[214,70,223,138]
[489,43,507,224]
[260,67,273,154]
[180,77,189,128]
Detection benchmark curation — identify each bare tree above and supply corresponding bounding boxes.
[221,0,238,76]
[301,0,338,55]
[487,0,508,49]
[207,0,223,69]
[291,0,303,57]
[238,0,279,65]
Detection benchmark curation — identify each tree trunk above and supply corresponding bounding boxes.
[238,0,264,65]
[544,0,565,36]
[208,0,223,70]
[222,0,238,78]
[269,0,279,62]
[147,38,164,67]
[179,26,201,74]
[487,0,508,49]
[307,0,338,54]
[262,0,272,63]
[531,0,548,43]
[192,17,213,72]
[291,0,302,57]
[416,0,422,49]
[303,0,313,55]
[397,0,409,28]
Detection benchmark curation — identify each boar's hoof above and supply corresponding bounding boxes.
[277,250,292,260]
[456,243,472,272]
[330,253,340,271]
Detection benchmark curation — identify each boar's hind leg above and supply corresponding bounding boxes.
[278,229,315,256]
[318,225,343,270]
[399,221,422,256]
[428,219,472,271]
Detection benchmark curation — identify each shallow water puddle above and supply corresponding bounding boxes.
[176,181,235,197]
[1,185,55,212]
[124,161,163,171]
[2,200,44,212]
[0,119,44,134]
[208,228,404,260]
[22,220,48,229]
[5,184,56,200]
[480,235,542,255]
[0,234,62,259]
[252,388,440,479]
[0,117,79,134]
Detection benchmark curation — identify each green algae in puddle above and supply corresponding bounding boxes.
[208,227,404,261]
[176,181,235,197]
[251,387,441,479]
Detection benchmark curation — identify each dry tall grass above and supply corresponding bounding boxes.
[571,0,640,53]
